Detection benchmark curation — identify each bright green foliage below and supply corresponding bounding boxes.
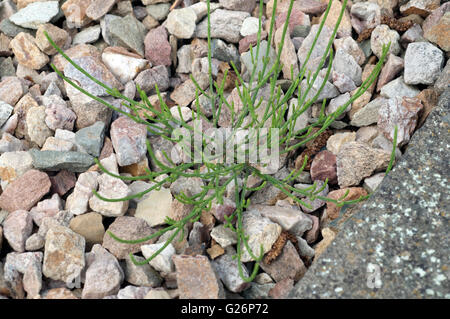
[45,0,389,282]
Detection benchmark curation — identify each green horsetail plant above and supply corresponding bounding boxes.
[45,0,390,282]
[385,125,398,176]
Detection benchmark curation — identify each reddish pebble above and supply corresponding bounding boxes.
[310,150,338,185]
[50,170,76,196]
[0,169,51,212]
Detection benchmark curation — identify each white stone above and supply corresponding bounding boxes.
[404,42,444,85]
[72,25,102,45]
[9,1,59,29]
[240,17,260,37]
[66,171,99,215]
[370,24,400,58]
[240,210,282,262]
[166,7,197,39]
[102,48,149,84]
[326,132,356,155]
[89,174,129,217]
[141,242,175,273]
[210,224,238,248]
[135,187,172,227]
[363,172,385,192]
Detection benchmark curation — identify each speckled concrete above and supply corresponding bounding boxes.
[289,89,450,299]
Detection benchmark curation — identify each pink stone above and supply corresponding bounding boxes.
[0,77,24,106]
[50,170,77,196]
[296,0,328,15]
[422,3,450,51]
[102,216,156,260]
[210,197,236,224]
[260,241,306,282]
[310,150,338,185]
[304,214,320,244]
[238,31,268,54]
[378,97,424,146]
[275,8,310,35]
[144,26,172,67]
[268,278,294,299]
[173,255,225,299]
[3,210,33,252]
[110,116,148,166]
[377,54,404,92]
[44,97,77,131]
[0,170,51,212]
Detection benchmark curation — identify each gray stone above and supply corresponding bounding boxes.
[332,48,362,86]
[196,9,250,43]
[75,121,106,157]
[146,3,171,21]
[108,15,147,56]
[100,14,121,45]
[211,39,240,69]
[294,181,329,213]
[0,101,13,127]
[124,255,162,288]
[82,244,124,299]
[64,56,123,97]
[251,204,312,237]
[434,59,450,95]
[292,25,311,38]
[134,65,170,95]
[213,248,251,293]
[0,18,33,38]
[300,75,339,102]
[290,89,450,299]
[370,24,401,59]
[298,24,333,72]
[326,92,351,120]
[0,57,16,78]
[404,42,444,85]
[242,283,275,299]
[72,25,102,45]
[210,224,238,248]
[9,1,59,29]
[240,40,277,82]
[176,44,192,73]
[350,97,388,127]
[296,236,315,258]
[29,149,95,173]
[380,77,420,99]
